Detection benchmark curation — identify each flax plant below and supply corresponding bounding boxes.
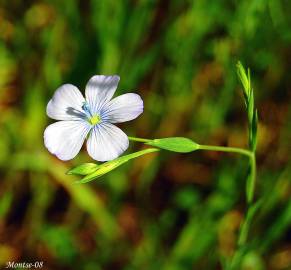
[50,62,259,269]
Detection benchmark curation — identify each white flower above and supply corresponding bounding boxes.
[44,75,143,161]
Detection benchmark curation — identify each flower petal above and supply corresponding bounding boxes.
[101,93,143,123]
[47,84,86,120]
[85,75,120,114]
[86,122,129,161]
[44,120,91,161]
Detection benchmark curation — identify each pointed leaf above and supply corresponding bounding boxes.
[237,61,250,99]
[238,199,263,246]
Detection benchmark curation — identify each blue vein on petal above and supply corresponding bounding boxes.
[98,106,116,122]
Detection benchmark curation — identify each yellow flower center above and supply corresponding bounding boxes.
[89,115,101,125]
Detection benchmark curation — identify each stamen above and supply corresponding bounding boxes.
[89,115,101,125]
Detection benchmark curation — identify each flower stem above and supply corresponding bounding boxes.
[128,136,152,143]
[197,144,253,159]
[128,136,257,269]
[198,144,257,267]
[227,151,256,269]
[198,144,256,204]
[247,154,256,204]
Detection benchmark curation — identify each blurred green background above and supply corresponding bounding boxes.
[0,1,290,269]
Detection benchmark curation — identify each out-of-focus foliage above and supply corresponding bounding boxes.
[0,0,290,269]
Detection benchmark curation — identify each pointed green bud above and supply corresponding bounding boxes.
[76,160,122,183]
[146,137,199,153]
[67,163,99,175]
[75,148,159,183]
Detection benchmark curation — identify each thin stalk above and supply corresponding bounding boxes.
[247,154,256,204]
[198,144,253,159]
[128,136,152,143]
[198,143,257,270]
[228,152,256,269]
[198,144,256,204]
[128,136,257,270]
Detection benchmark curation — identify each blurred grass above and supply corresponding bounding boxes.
[0,0,290,269]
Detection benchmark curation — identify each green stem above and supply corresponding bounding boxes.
[228,153,256,269]
[128,136,152,143]
[197,144,253,159]
[128,136,257,269]
[247,154,256,204]
[198,143,257,270]
[198,144,256,204]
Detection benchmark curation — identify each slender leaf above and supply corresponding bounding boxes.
[236,61,250,99]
